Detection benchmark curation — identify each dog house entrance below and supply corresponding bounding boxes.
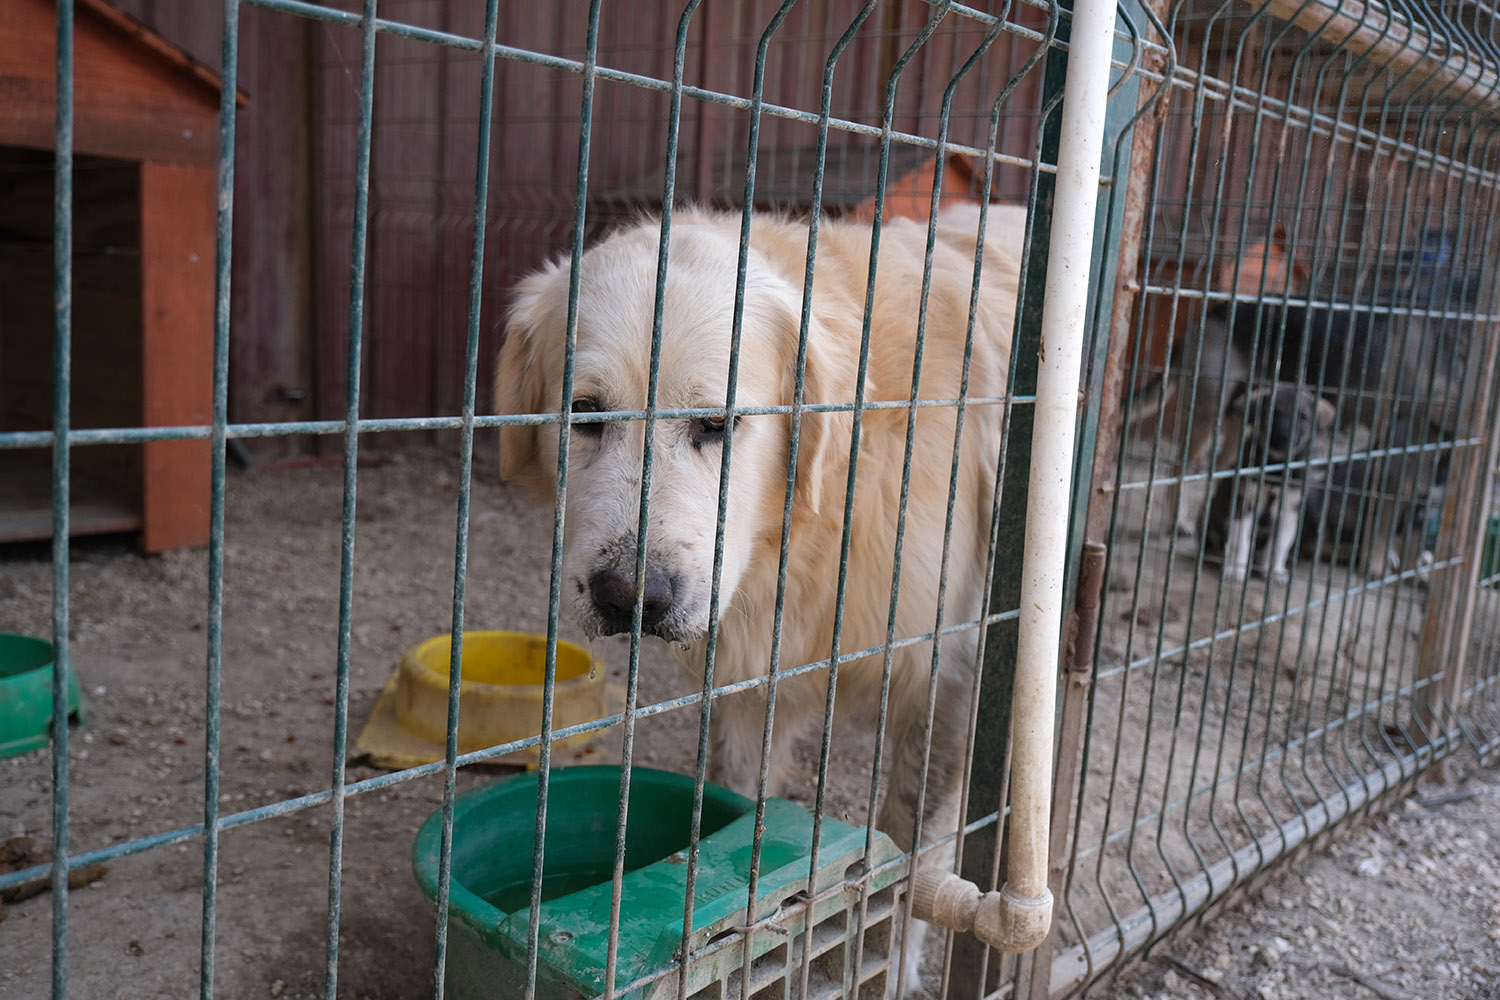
[0,147,145,542]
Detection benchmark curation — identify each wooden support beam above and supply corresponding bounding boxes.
[1261,0,1500,110]
[139,162,215,552]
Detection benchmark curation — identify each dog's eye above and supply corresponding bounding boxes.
[571,397,603,438]
[690,414,736,450]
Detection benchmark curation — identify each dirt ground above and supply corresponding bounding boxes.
[0,446,1495,998]
[0,445,873,999]
[1113,755,1500,1000]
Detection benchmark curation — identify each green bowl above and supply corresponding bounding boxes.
[411,765,903,1000]
[412,766,754,1000]
[0,633,85,759]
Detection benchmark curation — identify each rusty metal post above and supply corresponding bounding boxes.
[1417,181,1500,738]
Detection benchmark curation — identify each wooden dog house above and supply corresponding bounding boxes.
[0,0,242,551]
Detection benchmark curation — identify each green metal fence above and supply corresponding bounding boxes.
[1046,0,1500,994]
[3,0,1499,998]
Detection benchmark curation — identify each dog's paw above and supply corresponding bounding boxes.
[1415,549,1435,587]
[889,917,929,1000]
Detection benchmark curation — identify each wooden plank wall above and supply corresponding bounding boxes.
[105,0,1052,449]
[110,0,317,457]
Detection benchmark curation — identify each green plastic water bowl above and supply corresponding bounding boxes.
[0,633,85,759]
[413,766,905,1000]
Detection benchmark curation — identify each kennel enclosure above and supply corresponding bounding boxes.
[1,1,1499,998]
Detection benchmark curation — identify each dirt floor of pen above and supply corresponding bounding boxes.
[1,447,1495,999]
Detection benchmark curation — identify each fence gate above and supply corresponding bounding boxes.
[1,1,1498,1000]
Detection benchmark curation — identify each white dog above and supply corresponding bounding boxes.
[496,205,1023,988]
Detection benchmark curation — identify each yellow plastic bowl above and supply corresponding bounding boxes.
[356,631,617,769]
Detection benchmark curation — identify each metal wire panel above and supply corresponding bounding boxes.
[1,2,1062,998]
[4,0,1498,998]
[1049,0,1500,994]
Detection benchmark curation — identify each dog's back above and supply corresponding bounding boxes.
[1221,301,1387,422]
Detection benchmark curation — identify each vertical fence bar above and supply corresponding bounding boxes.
[1299,3,1407,821]
[944,14,1061,994]
[1446,182,1500,710]
[813,9,956,995]
[602,3,701,996]
[672,4,805,999]
[527,4,605,997]
[954,6,1070,994]
[1036,2,1173,993]
[941,61,1015,1000]
[886,17,1002,998]
[849,0,952,868]
[1417,66,1500,738]
[200,1,242,996]
[1262,0,1361,872]
[791,0,878,928]
[49,2,74,996]
[1004,0,1117,960]
[323,1,379,994]
[429,0,502,994]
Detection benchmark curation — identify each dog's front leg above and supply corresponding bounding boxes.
[1223,507,1256,582]
[706,688,794,800]
[1267,493,1301,582]
[876,667,972,1000]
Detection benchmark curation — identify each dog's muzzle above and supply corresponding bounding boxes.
[587,565,678,638]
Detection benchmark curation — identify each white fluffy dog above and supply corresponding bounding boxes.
[496,205,1024,986]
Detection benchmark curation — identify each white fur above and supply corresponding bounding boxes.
[495,207,1024,992]
[1224,510,1256,582]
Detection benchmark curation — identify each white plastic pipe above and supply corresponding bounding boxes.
[911,0,1117,954]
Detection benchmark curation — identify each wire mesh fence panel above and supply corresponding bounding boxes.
[1049,0,1500,994]
[3,1,1499,999]
[0,2,1087,999]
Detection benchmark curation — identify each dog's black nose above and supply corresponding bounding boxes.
[589,567,674,635]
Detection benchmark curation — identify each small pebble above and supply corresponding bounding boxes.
[1253,936,1291,967]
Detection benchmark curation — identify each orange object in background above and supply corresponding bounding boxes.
[0,0,248,552]
[847,151,987,223]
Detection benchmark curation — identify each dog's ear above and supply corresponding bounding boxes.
[495,263,564,489]
[792,314,863,518]
[757,267,861,518]
[1314,394,1337,430]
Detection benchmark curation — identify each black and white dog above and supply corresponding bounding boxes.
[1206,382,1450,582]
[1150,226,1479,575]
[1205,383,1327,581]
